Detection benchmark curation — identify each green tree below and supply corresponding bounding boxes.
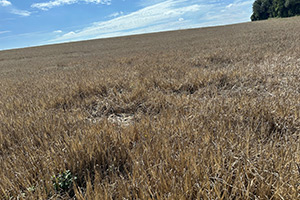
[251,0,300,21]
[285,0,300,16]
[274,0,288,17]
[251,0,273,20]
[251,0,262,21]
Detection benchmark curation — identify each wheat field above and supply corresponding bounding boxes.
[0,16,300,199]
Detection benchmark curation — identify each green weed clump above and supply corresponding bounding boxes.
[52,170,77,195]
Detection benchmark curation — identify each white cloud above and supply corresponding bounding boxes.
[53,30,63,33]
[194,0,254,26]
[32,0,111,10]
[226,3,233,8]
[0,30,10,34]
[10,9,31,16]
[51,0,203,42]
[0,0,31,16]
[108,11,124,18]
[63,31,76,37]
[0,0,11,7]
[226,0,253,9]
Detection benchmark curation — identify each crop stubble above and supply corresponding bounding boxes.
[0,17,300,199]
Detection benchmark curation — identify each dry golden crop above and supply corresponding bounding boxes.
[0,16,300,199]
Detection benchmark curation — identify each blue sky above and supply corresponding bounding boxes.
[0,0,254,50]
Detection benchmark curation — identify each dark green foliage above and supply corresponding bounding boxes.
[251,0,300,21]
[52,170,77,193]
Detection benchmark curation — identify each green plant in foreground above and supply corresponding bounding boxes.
[52,170,77,193]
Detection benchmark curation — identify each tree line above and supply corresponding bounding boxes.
[251,0,300,21]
